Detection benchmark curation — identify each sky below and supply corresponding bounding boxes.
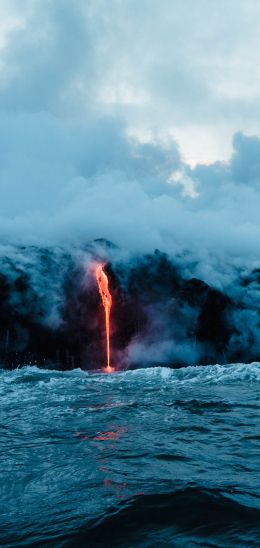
[0,0,260,286]
[1,0,260,163]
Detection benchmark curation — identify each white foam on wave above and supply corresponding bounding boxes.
[0,362,260,387]
[116,361,260,385]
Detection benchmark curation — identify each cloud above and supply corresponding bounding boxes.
[0,0,94,114]
[0,0,259,297]
[1,1,260,158]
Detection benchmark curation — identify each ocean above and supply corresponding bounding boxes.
[0,363,259,547]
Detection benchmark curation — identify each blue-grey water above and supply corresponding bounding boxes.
[0,363,259,547]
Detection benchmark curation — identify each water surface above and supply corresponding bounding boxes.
[0,363,259,546]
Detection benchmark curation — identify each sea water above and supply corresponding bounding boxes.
[0,363,259,547]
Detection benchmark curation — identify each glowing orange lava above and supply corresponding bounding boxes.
[95,264,114,372]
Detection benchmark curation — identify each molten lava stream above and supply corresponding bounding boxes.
[95,264,114,372]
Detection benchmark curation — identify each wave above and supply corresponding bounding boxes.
[1,361,260,387]
[151,361,260,385]
[64,487,260,547]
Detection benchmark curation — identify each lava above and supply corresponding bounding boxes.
[95,264,113,372]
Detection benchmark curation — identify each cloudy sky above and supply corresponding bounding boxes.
[1,0,260,163]
[0,0,260,282]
